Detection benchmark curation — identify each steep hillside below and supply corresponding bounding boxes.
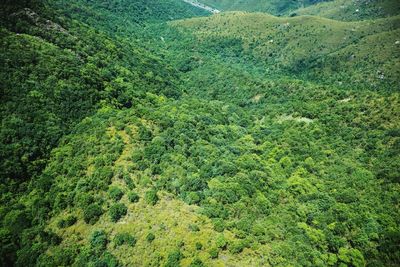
[172,12,400,88]
[198,0,400,20]
[51,0,209,36]
[295,0,400,21]
[1,0,399,267]
[198,0,330,15]
[0,0,207,185]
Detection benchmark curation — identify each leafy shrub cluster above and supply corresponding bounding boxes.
[109,203,127,222]
[114,232,136,247]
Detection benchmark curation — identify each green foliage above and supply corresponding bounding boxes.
[127,192,140,203]
[123,174,135,190]
[146,232,156,243]
[215,235,227,249]
[199,0,330,15]
[188,224,200,232]
[114,232,136,247]
[195,242,203,250]
[84,203,103,225]
[164,249,183,267]
[338,247,365,267]
[209,247,219,259]
[109,203,127,222]
[145,189,159,206]
[108,186,124,201]
[296,0,400,21]
[90,230,108,252]
[0,0,399,266]
[57,215,77,228]
[189,258,205,267]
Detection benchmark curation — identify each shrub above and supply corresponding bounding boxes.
[146,232,155,242]
[90,230,108,251]
[114,232,136,247]
[109,203,127,222]
[188,224,200,232]
[195,242,202,250]
[123,174,135,190]
[128,192,140,203]
[189,258,205,267]
[108,186,124,201]
[145,189,159,205]
[215,234,227,249]
[57,215,77,228]
[186,192,201,205]
[209,247,219,259]
[83,203,103,224]
[212,218,225,232]
[228,240,246,254]
[91,252,119,267]
[164,249,182,267]
[76,193,94,208]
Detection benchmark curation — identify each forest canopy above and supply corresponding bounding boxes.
[0,0,399,266]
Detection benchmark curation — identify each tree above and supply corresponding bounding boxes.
[108,186,124,201]
[109,203,127,222]
[128,192,140,203]
[90,230,108,252]
[83,203,103,224]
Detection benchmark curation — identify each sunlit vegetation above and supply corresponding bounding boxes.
[198,0,330,15]
[295,0,400,21]
[172,12,400,88]
[0,0,399,266]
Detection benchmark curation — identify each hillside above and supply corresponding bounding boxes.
[172,12,400,88]
[295,0,400,21]
[197,0,330,15]
[1,0,399,267]
[197,0,400,20]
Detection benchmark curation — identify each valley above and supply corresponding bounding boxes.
[0,0,399,267]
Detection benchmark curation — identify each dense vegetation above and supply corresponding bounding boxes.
[197,0,331,15]
[1,0,399,266]
[198,0,400,19]
[295,0,400,21]
[172,11,400,88]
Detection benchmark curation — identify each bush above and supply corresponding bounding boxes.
[228,240,246,254]
[146,232,155,242]
[212,218,225,232]
[164,249,182,267]
[89,252,119,267]
[83,203,103,224]
[128,192,139,203]
[90,230,108,252]
[76,194,94,208]
[57,215,77,228]
[114,232,136,247]
[188,224,200,232]
[109,203,127,222]
[195,242,203,250]
[189,258,205,267]
[209,247,219,259]
[186,192,201,204]
[123,174,135,190]
[215,235,227,249]
[145,189,159,205]
[108,186,124,201]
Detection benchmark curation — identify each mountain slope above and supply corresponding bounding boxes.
[295,0,400,21]
[1,0,399,267]
[198,0,330,15]
[172,12,400,88]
